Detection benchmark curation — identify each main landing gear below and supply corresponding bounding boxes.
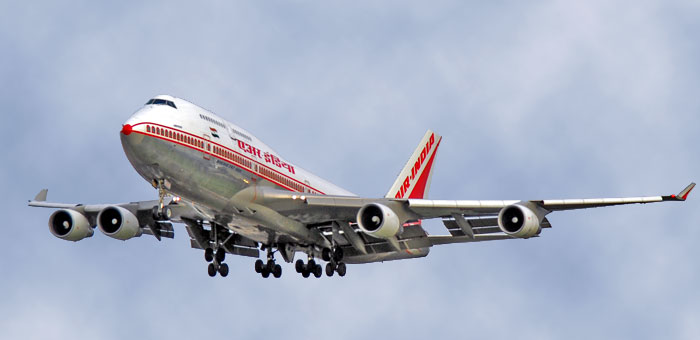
[254,245,282,278]
[204,222,230,278]
[205,247,229,277]
[295,246,347,278]
[295,257,323,278]
[321,246,347,277]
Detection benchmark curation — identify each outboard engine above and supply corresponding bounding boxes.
[497,204,542,238]
[49,209,94,241]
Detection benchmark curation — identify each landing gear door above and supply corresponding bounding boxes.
[203,134,211,160]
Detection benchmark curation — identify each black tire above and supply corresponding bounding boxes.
[218,263,229,277]
[333,247,344,262]
[204,248,214,262]
[308,259,316,269]
[337,262,347,277]
[302,268,310,278]
[322,248,332,262]
[215,249,226,263]
[254,259,264,273]
[207,263,217,277]
[261,267,270,278]
[266,260,275,272]
[313,265,322,278]
[295,259,304,273]
[273,264,282,278]
[325,263,334,277]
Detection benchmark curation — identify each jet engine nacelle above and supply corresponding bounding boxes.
[49,209,94,241]
[97,206,142,240]
[497,204,542,238]
[357,203,402,239]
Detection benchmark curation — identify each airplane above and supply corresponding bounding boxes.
[29,94,695,279]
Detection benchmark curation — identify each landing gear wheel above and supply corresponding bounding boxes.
[322,248,332,262]
[273,264,282,278]
[313,265,322,278]
[325,263,335,277]
[208,263,217,277]
[254,259,264,273]
[215,249,226,263]
[337,262,347,277]
[218,263,229,277]
[295,259,304,273]
[308,259,316,269]
[261,267,270,278]
[302,267,310,278]
[204,248,214,262]
[333,247,344,262]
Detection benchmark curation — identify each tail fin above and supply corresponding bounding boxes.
[385,130,442,199]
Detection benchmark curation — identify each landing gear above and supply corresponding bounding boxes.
[215,249,226,263]
[204,223,231,278]
[321,245,347,277]
[272,263,282,278]
[152,179,171,220]
[296,256,323,278]
[255,245,282,278]
[336,262,347,277]
[204,248,214,262]
[218,263,229,277]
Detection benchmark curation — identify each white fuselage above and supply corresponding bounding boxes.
[120,95,354,244]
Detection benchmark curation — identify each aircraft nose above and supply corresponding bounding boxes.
[121,124,133,135]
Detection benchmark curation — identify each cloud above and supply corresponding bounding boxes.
[2,1,699,339]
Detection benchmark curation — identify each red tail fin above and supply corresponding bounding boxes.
[386,130,442,199]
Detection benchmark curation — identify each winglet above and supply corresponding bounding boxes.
[33,189,48,202]
[663,182,695,201]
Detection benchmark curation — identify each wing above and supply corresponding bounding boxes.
[406,182,696,217]
[278,183,695,263]
[29,189,261,259]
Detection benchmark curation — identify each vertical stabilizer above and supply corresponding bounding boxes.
[385,130,442,199]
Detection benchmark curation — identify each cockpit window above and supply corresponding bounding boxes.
[145,98,177,109]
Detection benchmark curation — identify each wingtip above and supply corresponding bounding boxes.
[663,182,695,201]
[33,189,48,202]
[678,182,695,201]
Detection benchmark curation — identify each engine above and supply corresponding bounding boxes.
[497,204,542,238]
[49,209,94,241]
[356,203,402,239]
[97,206,142,240]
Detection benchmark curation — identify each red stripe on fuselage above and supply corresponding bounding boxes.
[127,122,325,194]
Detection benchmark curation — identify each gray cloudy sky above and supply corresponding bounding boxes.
[1,1,699,339]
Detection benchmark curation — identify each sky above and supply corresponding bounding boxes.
[1,0,699,339]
